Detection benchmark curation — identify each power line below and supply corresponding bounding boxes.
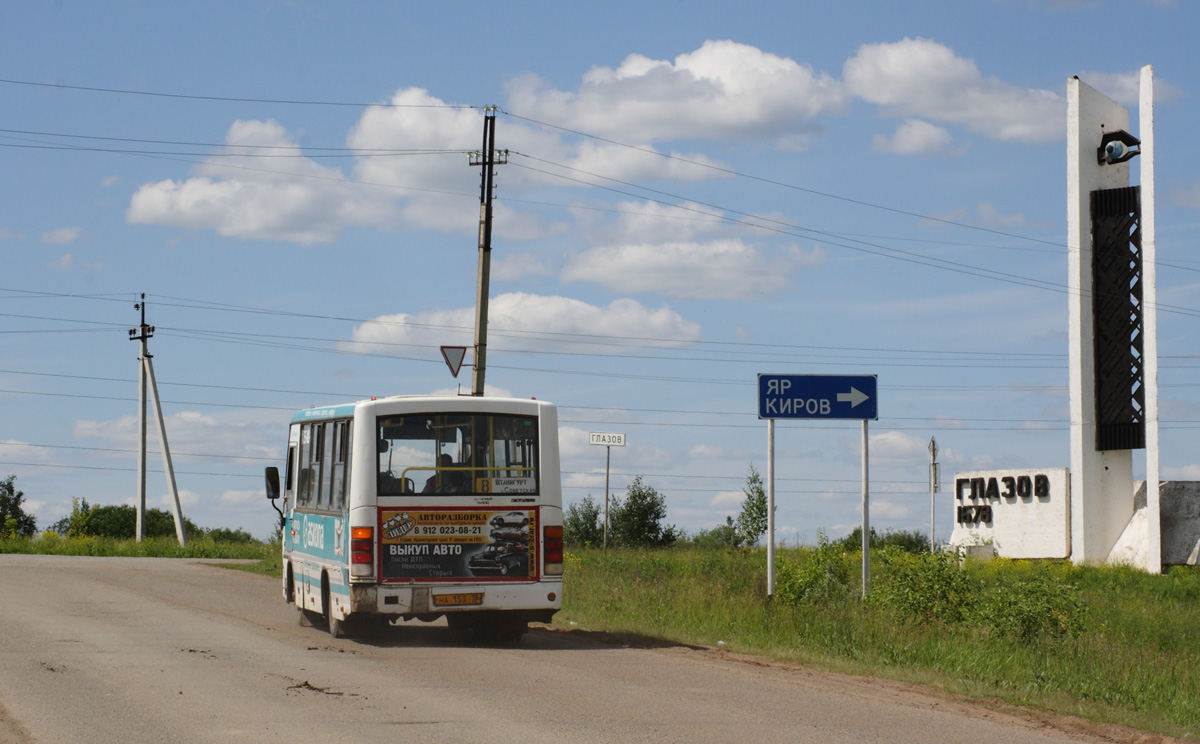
[1,441,275,462]
[0,126,464,155]
[507,154,1200,318]
[0,460,258,478]
[503,109,1066,248]
[0,78,476,110]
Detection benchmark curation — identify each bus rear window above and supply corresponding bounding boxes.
[377,413,538,497]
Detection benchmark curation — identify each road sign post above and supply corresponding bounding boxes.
[758,374,878,598]
[589,432,626,552]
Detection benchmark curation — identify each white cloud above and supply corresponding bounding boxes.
[100,175,118,188]
[868,430,930,461]
[1077,69,1182,106]
[218,489,259,505]
[492,252,556,282]
[505,40,847,146]
[72,411,278,461]
[46,254,103,274]
[709,490,744,510]
[873,119,960,156]
[563,239,823,299]
[0,441,50,463]
[347,292,700,355]
[128,119,398,243]
[158,489,200,509]
[125,85,731,245]
[844,38,1063,143]
[348,88,725,224]
[46,254,74,271]
[41,227,82,245]
[871,501,912,521]
[919,200,1029,228]
[0,228,26,241]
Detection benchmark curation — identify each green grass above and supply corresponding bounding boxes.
[557,547,1200,739]
[0,533,274,561]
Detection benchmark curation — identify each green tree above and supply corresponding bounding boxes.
[0,475,38,538]
[89,505,199,539]
[51,500,200,540]
[51,497,92,537]
[609,476,679,548]
[689,516,741,548]
[563,494,604,548]
[736,463,768,546]
[87,504,137,538]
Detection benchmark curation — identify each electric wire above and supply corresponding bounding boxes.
[0,78,477,109]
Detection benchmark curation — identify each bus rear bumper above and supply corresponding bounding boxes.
[350,580,562,619]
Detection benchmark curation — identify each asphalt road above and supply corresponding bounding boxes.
[0,554,1156,743]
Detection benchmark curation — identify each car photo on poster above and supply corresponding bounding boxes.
[467,541,529,576]
[489,511,530,529]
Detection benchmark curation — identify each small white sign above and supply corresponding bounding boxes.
[589,431,626,447]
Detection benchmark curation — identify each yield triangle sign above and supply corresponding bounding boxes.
[441,346,468,378]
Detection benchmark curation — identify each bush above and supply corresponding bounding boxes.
[688,517,742,549]
[775,533,853,605]
[835,526,930,554]
[873,548,978,624]
[207,527,256,544]
[975,566,1086,641]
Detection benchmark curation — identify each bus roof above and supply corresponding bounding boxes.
[289,396,553,424]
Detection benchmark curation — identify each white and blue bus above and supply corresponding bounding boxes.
[265,395,563,642]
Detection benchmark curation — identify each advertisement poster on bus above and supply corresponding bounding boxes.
[379,508,537,580]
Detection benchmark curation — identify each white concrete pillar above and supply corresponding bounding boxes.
[1067,77,1136,564]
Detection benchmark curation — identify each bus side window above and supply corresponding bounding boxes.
[315,422,331,509]
[296,424,312,508]
[332,420,349,510]
[285,444,296,495]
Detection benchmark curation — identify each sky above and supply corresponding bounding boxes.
[3,0,1200,543]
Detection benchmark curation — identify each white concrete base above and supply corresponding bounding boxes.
[1108,481,1200,569]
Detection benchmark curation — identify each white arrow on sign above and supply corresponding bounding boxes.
[837,387,870,408]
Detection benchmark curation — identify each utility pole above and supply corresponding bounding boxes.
[928,436,940,553]
[469,106,508,397]
[128,295,188,545]
[132,297,151,541]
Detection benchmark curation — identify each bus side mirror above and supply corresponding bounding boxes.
[265,467,280,500]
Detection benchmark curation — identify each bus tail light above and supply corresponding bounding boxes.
[543,525,563,576]
[351,527,374,577]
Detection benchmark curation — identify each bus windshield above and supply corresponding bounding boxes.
[376,412,539,496]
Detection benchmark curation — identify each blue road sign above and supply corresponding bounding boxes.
[758,374,878,421]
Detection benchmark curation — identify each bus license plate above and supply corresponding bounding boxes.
[433,592,483,607]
